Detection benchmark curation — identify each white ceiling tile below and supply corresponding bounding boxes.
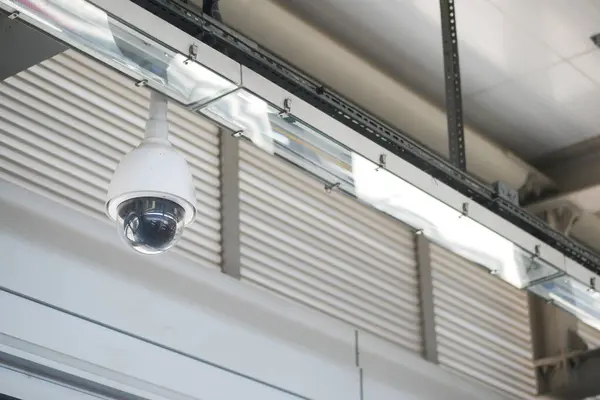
[283,0,560,101]
[521,61,596,103]
[408,0,561,93]
[490,0,600,59]
[465,62,597,158]
[571,51,600,85]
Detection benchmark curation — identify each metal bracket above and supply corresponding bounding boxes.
[460,202,469,217]
[375,154,387,171]
[278,98,292,118]
[587,277,596,293]
[232,130,244,138]
[439,0,466,171]
[493,181,519,206]
[8,11,19,19]
[183,44,198,65]
[324,181,340,194]
[135,79,148,87]
[592,33,600,48]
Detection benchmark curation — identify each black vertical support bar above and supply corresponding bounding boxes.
[440,0,467,171]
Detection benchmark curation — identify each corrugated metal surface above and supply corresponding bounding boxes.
[0,50,221,270]
[430,244,537,399]
[238,141,421,351]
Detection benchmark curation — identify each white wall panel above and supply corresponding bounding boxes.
[0,179,518,400]
[0,365,107,400]
[359,331,512,400]
[430,244,537,399]
[0,50,222,269]
[239,141,421,352]
[0,292,302,400]
[0,181,360,400]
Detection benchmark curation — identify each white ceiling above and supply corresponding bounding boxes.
[280,0,600,161]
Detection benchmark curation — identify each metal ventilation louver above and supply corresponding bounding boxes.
[239,141,422,352]
[430,243,537,399]
[0,50,222,269]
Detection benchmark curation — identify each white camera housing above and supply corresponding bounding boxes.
[105,91,196,254]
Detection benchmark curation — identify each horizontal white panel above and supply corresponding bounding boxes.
[0,50,222,269]
[0,181,359,400]
[0,292,301,400]
[0,365,106,400]
[358,331,511,400]
[239,141,421,351]
[430,244,537,399]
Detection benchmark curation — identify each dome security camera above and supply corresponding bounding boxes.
[106,91,197,254]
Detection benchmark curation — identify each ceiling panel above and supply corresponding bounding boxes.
[279,0,560,102]
[489,0,600,59]
[571,51,600,85]
[465,61,600,158]
[278,0,600,160]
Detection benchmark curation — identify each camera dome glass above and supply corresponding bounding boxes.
[116,197,186,254]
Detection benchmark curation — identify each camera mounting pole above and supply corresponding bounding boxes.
[439,0,466,171]
[145,90,169,140]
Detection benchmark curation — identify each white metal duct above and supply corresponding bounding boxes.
[239,141,422,352]
[0,50,222,270]
[430,244,537,399]
[240,142,422,352]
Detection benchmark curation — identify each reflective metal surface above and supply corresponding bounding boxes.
[1,0,236,105]
[199,89,561,289]
[530,276,600,330]
[200,88,355,193]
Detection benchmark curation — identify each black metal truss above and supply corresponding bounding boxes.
[130,0,600,275]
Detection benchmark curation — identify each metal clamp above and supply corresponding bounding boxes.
[184,44,198,65]
[459,202,469,218]
[135,79,148,87]
[324,182,340,194]
[375,154,387,171]
[525,245,542,273]
[8,11,19,19]
[278,98,292,118]
[232,130,244,138]
[587,277,597,293]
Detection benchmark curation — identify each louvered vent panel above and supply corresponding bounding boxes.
[430,244,537,399]
[578,322,600,349]
[238,141,421,351]
[0,50,221,269]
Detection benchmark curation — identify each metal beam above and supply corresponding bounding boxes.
[219,129,241,279]
[415,233,438,363]
[439,0,466,171]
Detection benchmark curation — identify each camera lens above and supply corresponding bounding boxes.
[116,197,186,255]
